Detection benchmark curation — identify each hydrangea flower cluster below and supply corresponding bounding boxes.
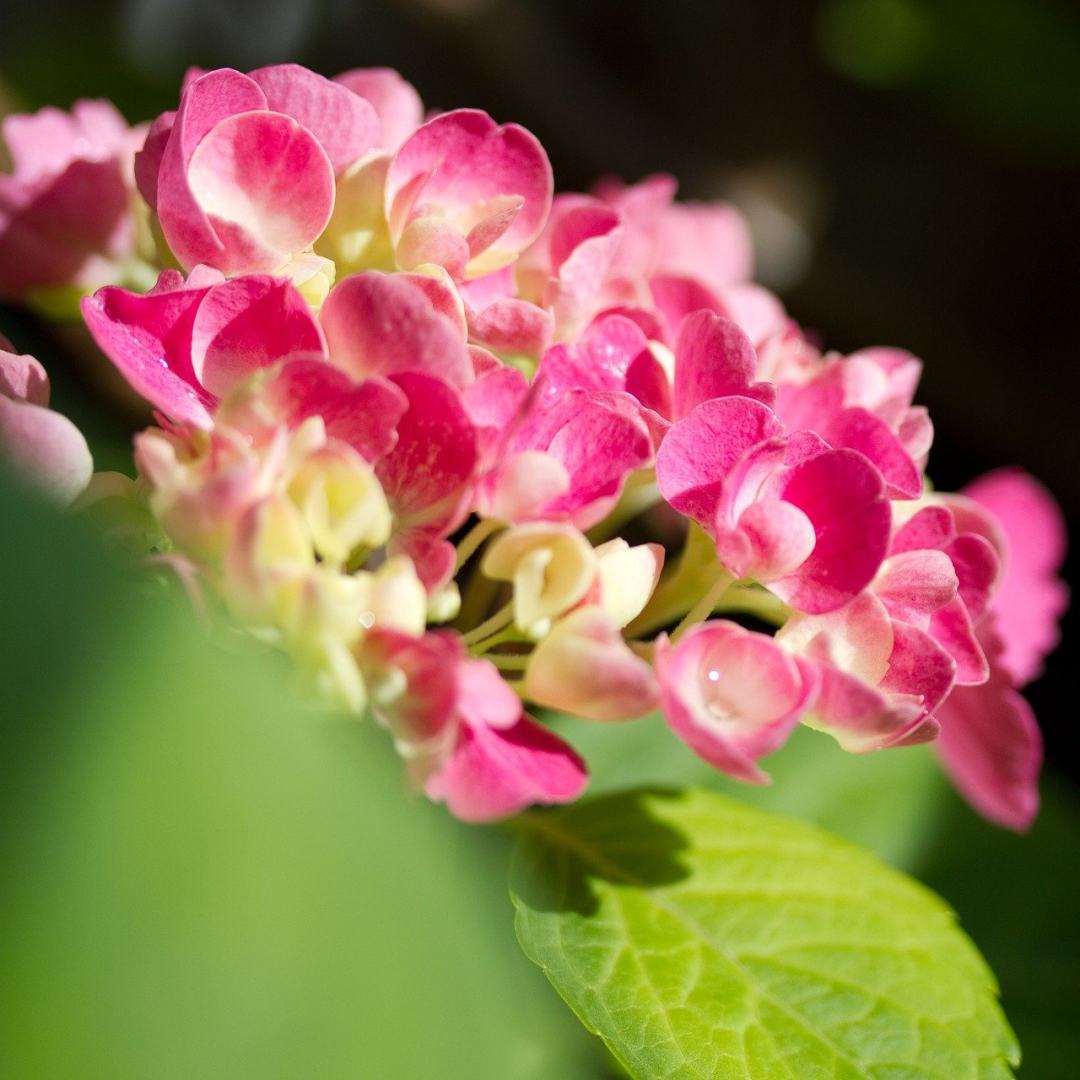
[1,64,1067,826]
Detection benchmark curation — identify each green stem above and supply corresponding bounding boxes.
[454,517,502,570]
[669,567,735,643]
[488,652,531,671]
[461,601,515,646]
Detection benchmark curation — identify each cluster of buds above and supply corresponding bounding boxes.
[1,64,1067,825]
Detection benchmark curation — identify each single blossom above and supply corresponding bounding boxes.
[0,100,145,305]
[0,345,93,503]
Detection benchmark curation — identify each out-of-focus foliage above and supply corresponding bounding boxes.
[0,474,599,1079]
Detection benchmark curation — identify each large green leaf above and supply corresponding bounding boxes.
[511,788,1018,1080]
[0,475,598,1079]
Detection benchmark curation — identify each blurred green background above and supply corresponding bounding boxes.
[1,1,1078,1076]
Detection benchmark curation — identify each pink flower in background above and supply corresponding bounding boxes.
[933,470,1068,830]
[0,341,93,504]
[0,101,143,303]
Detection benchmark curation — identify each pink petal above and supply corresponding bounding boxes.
[805,663,925,753]
[965,467,1069,685]
[0,157,134,298]
[672,310,774,417]
[320,271,473,388]
[425,712,587,823]
[656,622,812,784]
[0,395,93,504]
[0,350,50,406]
[528,391,653,528]
[771,448,891,615]
[376,372,478,535]
[930,597,990,686]
[467,299,553,358]
[525,607,659,722]
[189,275,325,398]
[655,198,754,291]
[655,396,783,526]
[892,505,956,553]
[823,407,922,499]
[936,626,1042,831]
[176,110,335,272]
[943,531,1000,622]
[873,549,957,623]
[334,67,424,152]
[260,359,407,463]
[879,620,956,716]
[649,275,723,342]
[81,277,214,426]
[386,109,553,277]
[249,63,380,174]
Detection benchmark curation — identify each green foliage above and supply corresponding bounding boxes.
[0,476,598,1079]
[511,788,1018,1080]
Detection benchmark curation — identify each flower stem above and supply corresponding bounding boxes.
[669,567,735,643]
[454,517,502,570]
[461,601,515,646]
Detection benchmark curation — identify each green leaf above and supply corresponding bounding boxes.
[511,788,1018,1080]
[0,476,599,1079]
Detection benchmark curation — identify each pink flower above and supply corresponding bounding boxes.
[535,309,773,433]
[656,621,815,783]
[385,109,553,280]
[361,629,587,822]
[138,66,379,274]
[0,100,142,302]
[83,268,325,426]
[0,345,93,503]
[334,68,424,152]
[774,345,932,499]
[475,382,653,529]
[932,469,1068,830]
[777,592,949,752]
[656,396,892,613]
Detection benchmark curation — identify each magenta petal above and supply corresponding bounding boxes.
[81,278,214,426]
[262,359,407,463]
[425,712,587,823]
[320,271,473,388]
[673,310,774,417]
[823,407,922,499]
[376,372,478,535]
[873,549,957,623]
[190,275,325,398]
[771,448,891,614]
[892,505,956,553]
[334,67,424,152]
[468,299,553,358]
[249,63,380,174]
[935,627,1042,830]
[655,396,783,526]
[930,597,990,686]
[880,620,956,716]
[965,467,1069,685]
